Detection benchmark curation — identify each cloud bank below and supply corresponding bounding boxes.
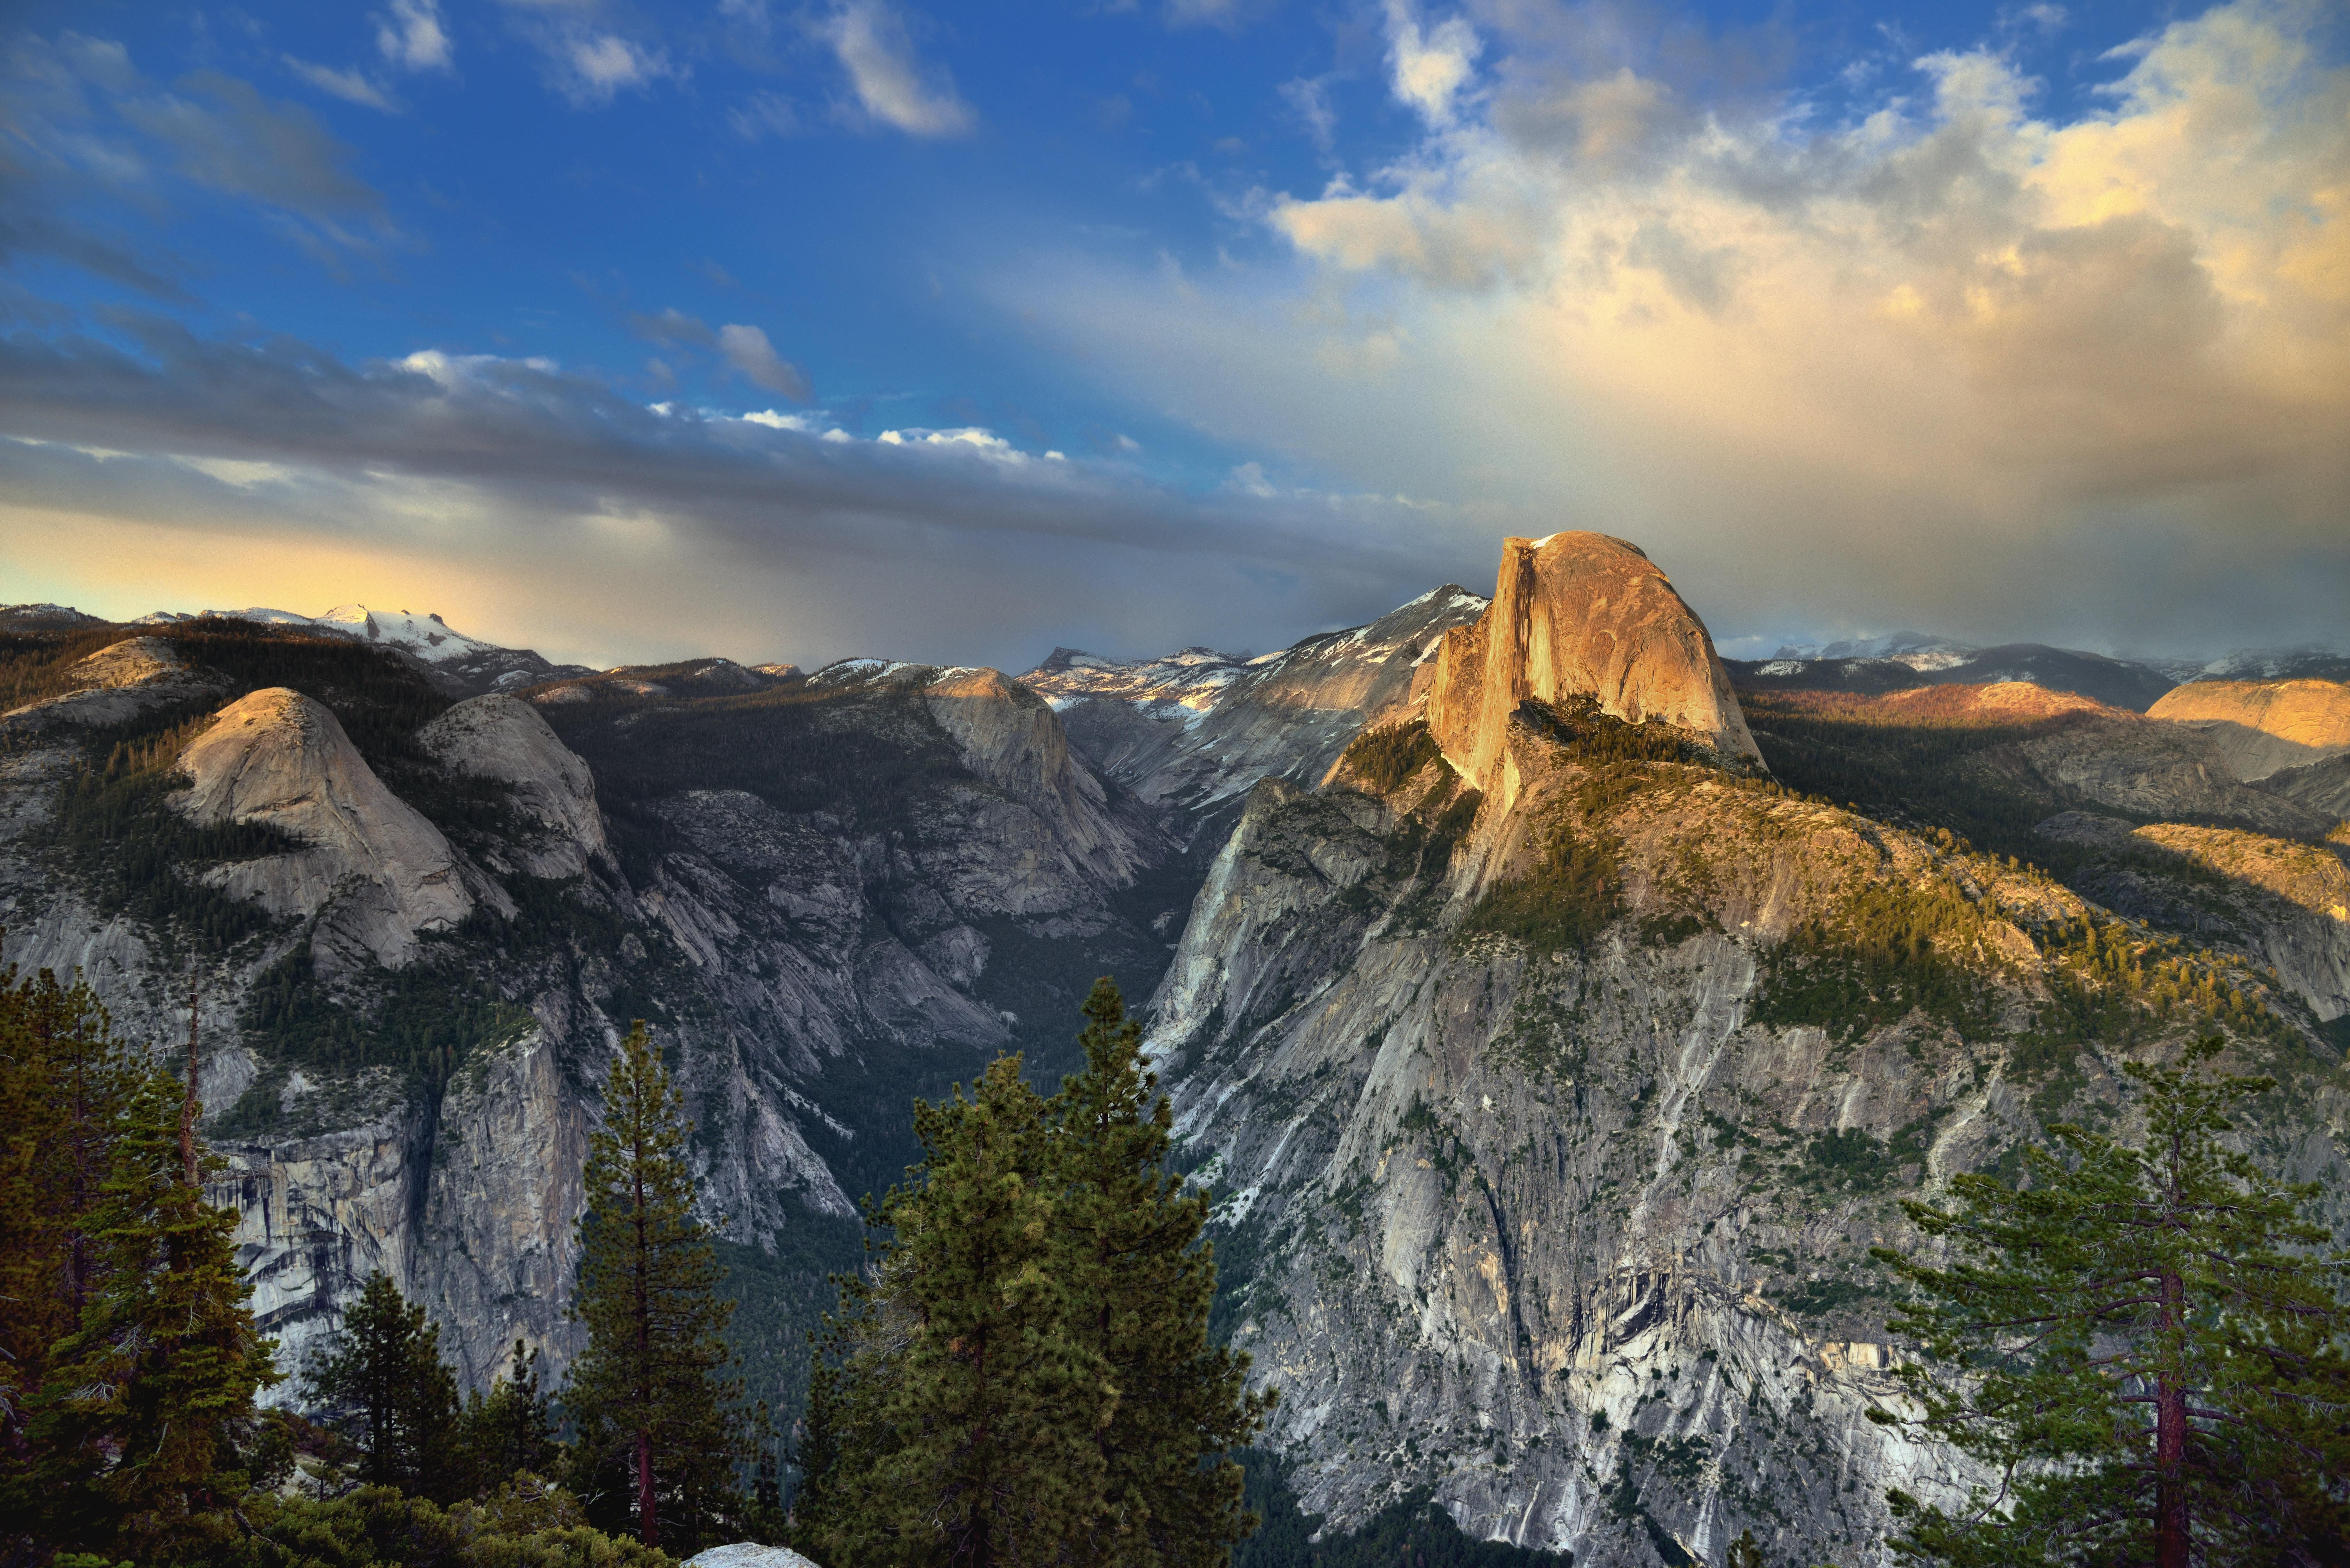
[1002,0,2350,653]
[0,318,1485,670]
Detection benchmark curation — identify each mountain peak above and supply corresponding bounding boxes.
[1425,531,1761,793]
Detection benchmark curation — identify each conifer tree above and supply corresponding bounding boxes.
[1051,978,1274,1568]
[799,1053,1109,1568]
[302,1270,466,1501]
[34,1066,278,1562]
[0,967,139,1499]
[466,1336,563,1485]
[566,1021,745,1552]
[801,983,1272,1568]
[1872,1038,2350,1566]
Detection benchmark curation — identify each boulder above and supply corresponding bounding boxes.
[682,1547,822,1568]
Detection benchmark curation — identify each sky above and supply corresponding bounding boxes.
[0,0,2343,673]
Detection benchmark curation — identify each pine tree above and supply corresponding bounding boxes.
[466,1336,563,1487]
[34,1066,278,1563]
[1051,978,1274,1568]
[1872,1037,2350,1566]
[301,1270,466,1501]
[566,1020,745,1553]
[0,968,140,1505]
[800,984,1273,1568]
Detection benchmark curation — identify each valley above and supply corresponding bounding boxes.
[1,542,2345,1566]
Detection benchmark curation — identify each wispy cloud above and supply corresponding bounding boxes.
[376,0,453,72]
[718,324,811,400]
[284,57,400,112]
[0,322,1472,669]
[822,1,974,138]
[553,33,681,106]
[1383,0,1480,127]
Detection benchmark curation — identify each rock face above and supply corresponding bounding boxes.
[921,667,1144,889]
[417,694,611,878]
[2008,710,2332,838]
[1025,586,1491,830]
[2035,811,2350,1021]
[0,635,226,735]
[173,688,478,970]
[2149,678,2350,781]
[1148,690,2347,1564]
[1424,534,1761,803]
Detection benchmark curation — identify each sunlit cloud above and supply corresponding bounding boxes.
[998,0,2350,653]
[821,1,974,138]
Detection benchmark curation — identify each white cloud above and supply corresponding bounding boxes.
[995,0,2350,653]
[558,34,678,104]
[719,324,813,401]
[284,57,399,111]
[1280,76,1337,153]
[1384,0,1480,127]
[375,0,452,72]
[822,1,974,138]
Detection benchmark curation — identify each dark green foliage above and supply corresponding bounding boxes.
[465,1340,565,1489]
[1228,1452,1572,1568]
[798,1053,1110,1568]
[29,1065,280,1564]
[302,1272,468,1503]
[1340,721,1441,795]
[1749,884,1999,1042]
[1519,695,1710,767]
[150,621,453,768]
[1459,815,1624,954]
[566,1023,746,1554]
[1872,1039,2350,1566]
[800,981,1272,1568]
[51,721,297,951]
[238,943,536,1090]
[224,1476,677,1567]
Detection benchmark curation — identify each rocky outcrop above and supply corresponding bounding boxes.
[418,694,611,878]
[2149,678,2350,781]
[2009,710,2331,837]
[1026,587,1491,826]
[212,1071,430,1391]
[411,1025,594,1387]
[173,688,478,970]
[2266,755,2350,822]
[921,667,1145,888]
[1146,683,2345,1564]
[1424,534,1760,804]
[0,635,226,735]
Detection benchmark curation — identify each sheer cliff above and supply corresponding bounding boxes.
[1143,540,2350,1566]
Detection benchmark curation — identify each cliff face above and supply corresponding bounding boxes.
[1423,535,1760,806]
[1149,697,2350,1566]
[0,621,1183,1407]
[2148,678,2350,781]
[1139,535,2349,1566]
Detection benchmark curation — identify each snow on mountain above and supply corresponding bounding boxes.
[1780,629,1979,671]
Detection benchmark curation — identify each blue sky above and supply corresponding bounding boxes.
[2,0,2344,670]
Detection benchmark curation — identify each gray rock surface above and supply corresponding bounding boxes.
[418,693,612,877]
[1026,585,1490,832]
[173,688,480,971]
[683,1545,822,1568]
